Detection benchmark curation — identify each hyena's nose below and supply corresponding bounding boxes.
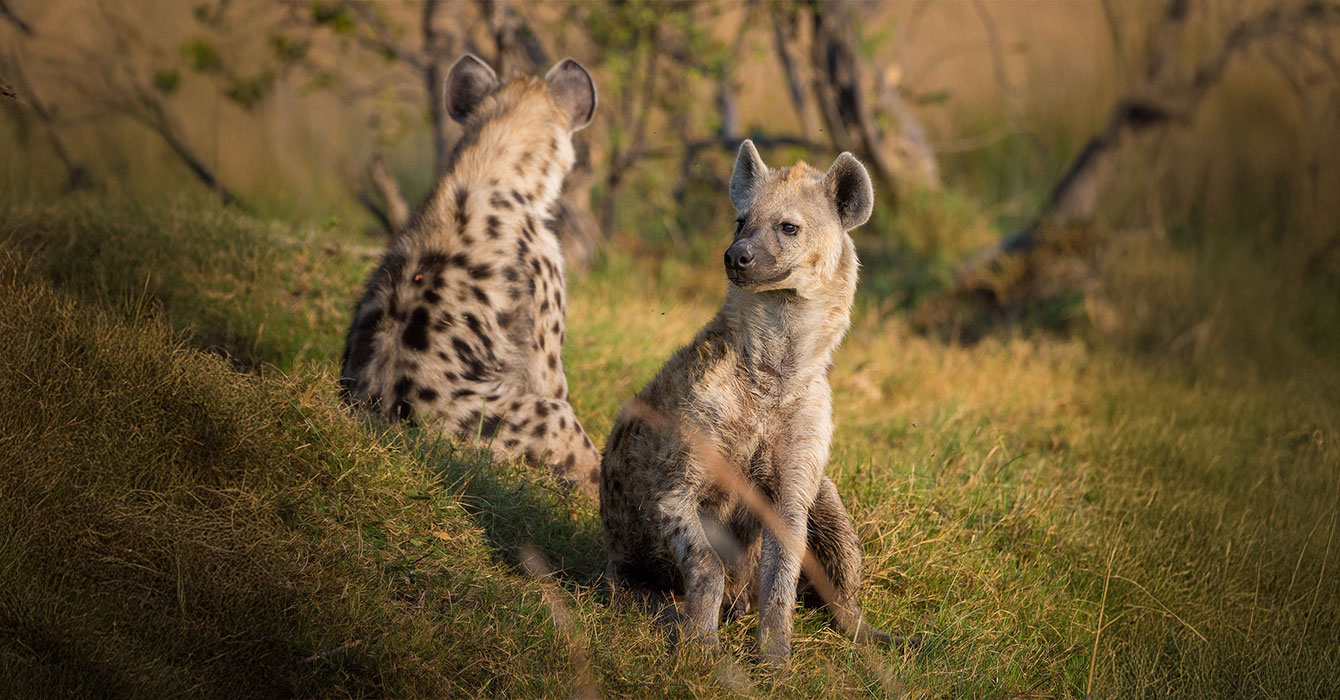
[725,241,756,271]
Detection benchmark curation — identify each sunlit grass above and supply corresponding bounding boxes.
[1,189,1337,697]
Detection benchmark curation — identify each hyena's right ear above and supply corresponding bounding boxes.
[730,139,768,213]
[445,54,499,123]
[545,58,597,131]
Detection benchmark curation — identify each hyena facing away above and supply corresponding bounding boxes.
[340,54,601,496]
[600,141,893,665]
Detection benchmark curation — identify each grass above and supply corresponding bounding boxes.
[0,186,1337,698]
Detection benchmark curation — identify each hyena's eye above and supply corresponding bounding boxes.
[780,222,799,235]
[734,219,745,235]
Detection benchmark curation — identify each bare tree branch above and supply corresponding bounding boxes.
[368,153,411,235]
[1,5,92,191]
[937,0,1340,338]
[343,1,426,73]
[0,0,33,36]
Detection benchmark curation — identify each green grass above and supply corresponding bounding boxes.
[1,192,1337,698]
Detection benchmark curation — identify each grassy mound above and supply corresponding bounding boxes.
[0,197,1336,697]
[0,249,589,697]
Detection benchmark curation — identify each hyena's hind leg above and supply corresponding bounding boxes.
[803,477,897,646]
[452,386,601,496]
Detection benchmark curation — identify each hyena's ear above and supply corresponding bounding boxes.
[545,58,597,131]
[824,152,874,230]
[730,139,768,213]
[445,54,499,123]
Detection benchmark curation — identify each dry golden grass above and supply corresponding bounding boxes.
[2,166,1337,695]
[3,2,1339,696]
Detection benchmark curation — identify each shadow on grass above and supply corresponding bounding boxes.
[398,429,608,588]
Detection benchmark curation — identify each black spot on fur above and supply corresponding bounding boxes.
[504,439,519,448]
[419,388,439,402]
[485,215,502,239]
[342,307,383,380]
[463,313,494,353]
[502,266,519,282]
[423,289,441,304]
[531,423,547,438]
[369,251,406,291]
[535,402,551,419]
[542,217,561,240]
[459,411,482,435]
[452,337,488,381]
[454,186,470,230]
[392,376,415,422]
[453,387,476,399]
[547,353,558,370]
[418,252,449,275]
[402,307,431,351]
[468,263,492,280]
[511,190,526,206]
[480,414,502,439]
[490,192,512,210]
[469,286,489,305]
[524,449,539,465]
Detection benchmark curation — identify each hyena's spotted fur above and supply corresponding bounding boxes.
[341,55,601,495]
[600,141,892,664]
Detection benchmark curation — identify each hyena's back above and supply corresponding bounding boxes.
[339,55,601,495]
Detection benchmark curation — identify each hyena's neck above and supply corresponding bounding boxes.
[726,237,858,384]
[419,104,574,236]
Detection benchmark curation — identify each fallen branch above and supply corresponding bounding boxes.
[954,0,1340,285]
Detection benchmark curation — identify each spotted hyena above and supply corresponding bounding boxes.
[600,141,893,664]
[340,55,601,495]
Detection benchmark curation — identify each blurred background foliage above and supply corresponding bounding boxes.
[4,0,1338,362]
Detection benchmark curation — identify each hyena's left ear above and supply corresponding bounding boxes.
[824,152,874,230]
[445,54,499,123]
[730,139,768,213]
[545,58,597,131]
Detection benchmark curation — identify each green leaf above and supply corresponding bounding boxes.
[311,2,355,34]
[270,34,310,63]
[914,90,953,106]
[152,70,181,95]
[224,71,275,109]
[181,39,223,74]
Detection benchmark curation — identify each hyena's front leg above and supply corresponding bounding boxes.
[758,412,831,665]
[756,484,819,666]
[659,492,727,647]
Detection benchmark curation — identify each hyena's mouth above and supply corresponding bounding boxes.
[728,268,792,289]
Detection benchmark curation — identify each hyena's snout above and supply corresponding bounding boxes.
[724,237,783,287]
[724,239,755,272]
